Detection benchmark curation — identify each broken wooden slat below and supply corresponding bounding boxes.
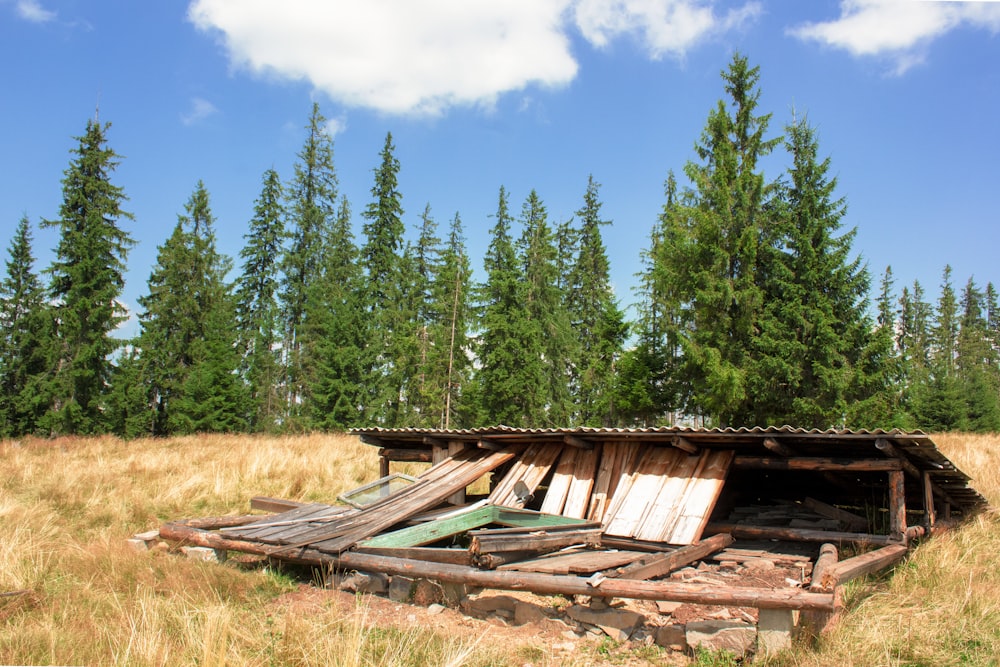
[562,445,601,519]
[358,504,496,548]
[539,447,579,515]
[632,451,696,542]
[661,450,733,544]
[604,447,681,538]
[488,442,563,508]
[496,549,648,575]
[613,533,734,581]
[353,546,473,566]
[586,441,635,523]
[250,496,307,513]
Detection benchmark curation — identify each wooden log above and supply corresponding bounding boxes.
[704,522,896,546]
[612,533,734,581]
[250,496,307,514]
[379,455,390,478]
[174,514,264,530]
[923,471,936,530]
[888,470,906,541]
[333,552,836,611]
[763,437,796,457]
[378,448,433,463]
[353,546,473,566]
[470,527,602,555]
[808,543,839,592]
[802,498,868,532]
[732,456,902,472]
[818,544,908,590]
[874,438,921,478]
[160,522,333,566]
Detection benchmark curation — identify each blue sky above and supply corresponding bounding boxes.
[2,0,998,336]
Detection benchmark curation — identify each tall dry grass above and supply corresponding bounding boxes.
[0,434,514,666]
[2,432,998,666]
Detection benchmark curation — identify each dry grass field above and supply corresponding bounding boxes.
[1,431,998,666]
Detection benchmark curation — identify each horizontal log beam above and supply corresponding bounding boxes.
[563,435,594,450]
[470,527,602,556]
[354,546,473,566]
[672,436,698,454]
[378,448,433,463]
[335,552,835,611]
[705,522,896,546]
[732,457,902,472]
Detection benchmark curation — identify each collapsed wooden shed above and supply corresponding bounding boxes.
[159,426,986,642]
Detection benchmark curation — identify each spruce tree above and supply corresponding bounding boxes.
[235,168,285,432]
[658,54,780,426]
[281,103,338,428]
[434,213,474,428]
[0,216,52,436]
[567,176,627,426]
[749,116,870,427]
[41,118,134,435]
[956,277,1000,431]
[916,266,967,430]
[305,196,367,429]
[518,189,575,425]
[358,132,407,425]
[476,186,541,425]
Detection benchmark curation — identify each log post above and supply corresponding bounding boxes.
[888,470,906,542]
[922,471,936,531]
[379,455,390,479]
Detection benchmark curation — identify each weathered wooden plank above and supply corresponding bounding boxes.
[539,447,579,515]
[587,441,634,523]
[604,447,680,538]
[562,445,601,519]
[353,546,473,566]
[662,449,735,544]
[493,507,593,528]
[250,496,307,513]
[632,452,697,542]
[470,527,602,556]
[488,442,563,508]
[358,504,497,548]
[613,533,734,581]
[704,522,897,546]
[496,549,647,574]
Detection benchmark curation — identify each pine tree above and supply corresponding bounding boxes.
[567,176,627,426]
[235,168,285,432]
[668,53,780,426]
[916,266,967,431]
[305,196,367,429]
[281,103,338,428]
[359,132,407,425]
[749,115,870,427]
[135,182,244,434]
[0,216,52,436]
[41,118,134,435]
[518,189,575,425]
[476,186,542,425]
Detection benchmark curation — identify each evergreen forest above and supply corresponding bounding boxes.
[2,54,998,438]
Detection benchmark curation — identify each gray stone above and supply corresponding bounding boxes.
[566,604,645,641]
[411,578,443,606]
[427,603,447,615]
[339,571,388,594]
[685,620,756,658]
[513,601,549,626]
[461,594,519,616]
[757,608,795,653]
[656,600,683,615]
[744,558,776,573]
[388,575,415,602]
[654,624,687,651]
[440,582,467,605]
[181,546,225,563]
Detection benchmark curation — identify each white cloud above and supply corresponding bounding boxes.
[789,0,1000,75]
[188,0,752,116]
[574,0,761,59]
[15,0,56,23]
[181,97,219,125]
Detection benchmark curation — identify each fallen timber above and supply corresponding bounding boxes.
[159,520,835,611]
[156,426,988,644]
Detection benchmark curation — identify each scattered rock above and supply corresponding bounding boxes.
[427,603,447,615]
[513,601,549,626]
[411,579,444,606]
[339,571,388,595]
[656,600,682,615]
[744,558,776,573]
[388,575,415,602]
[685,620,756,658]
[566,604,645,642]
[441,582,467,605]
[654,624,687,651]
[180,546,225,563]
[461,594,519,616]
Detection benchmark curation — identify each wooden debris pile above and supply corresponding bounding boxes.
[157,426,987,646]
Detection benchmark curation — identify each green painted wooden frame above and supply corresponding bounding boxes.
[357,504,589,549]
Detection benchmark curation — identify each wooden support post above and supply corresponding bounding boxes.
[922,471,936,531]
[888,470,906,542]
[799,543,840,638]
[818,544,909,590]
[379,455,390,479]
